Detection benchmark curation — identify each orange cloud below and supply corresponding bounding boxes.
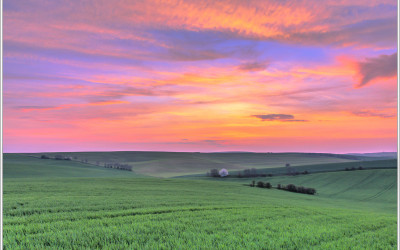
[89,100,130,106]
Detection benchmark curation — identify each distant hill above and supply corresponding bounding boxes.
[346,152,397,159]
[5,151,390,178]
[3,154,142,178]
[176,159,397,178]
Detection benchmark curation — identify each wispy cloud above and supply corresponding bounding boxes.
[352,110,396,118]
[252,114,308,122]
[238,61,268,72]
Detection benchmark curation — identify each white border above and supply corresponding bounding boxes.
[1,0,3,247]
[397,0,399,248]
[0,1,398,249]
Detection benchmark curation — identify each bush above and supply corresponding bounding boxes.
[279,184,316,195]
[297,186,305,193]
[265,182,272,189]
[256,181,265,188]
[210,169,219,177]
[306,188,316,195]
[54,155,64,160]
[40,155,50,159]
[285,184,297,192]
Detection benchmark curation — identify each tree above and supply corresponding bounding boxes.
[210,169,219,177]
[265,182,272,189]
[297,186,305,193]
[256,181,264,188]
[250,168,257,177]
[306,188,316,195]
[54,155,63,160]
[219,169,229,177]
[250,180,255,187]
[285,184,297,192]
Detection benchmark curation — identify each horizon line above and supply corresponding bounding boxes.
[3,150,397,155]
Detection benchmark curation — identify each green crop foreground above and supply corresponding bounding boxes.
[3,176,397,249]
[3,153,397,249]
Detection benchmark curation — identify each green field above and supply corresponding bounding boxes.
[178,159,397,178]
[3,154,141,178]
[2,152,398,249]
[21,151,389,177]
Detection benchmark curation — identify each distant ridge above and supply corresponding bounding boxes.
[346,152,397,158]
[5,151,390,178]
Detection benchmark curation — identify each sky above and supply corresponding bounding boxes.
[3,0,398,153]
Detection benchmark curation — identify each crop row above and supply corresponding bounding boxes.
[4,205,396,249]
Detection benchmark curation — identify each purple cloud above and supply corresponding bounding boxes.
[356,53,397,87]
[238,61,268,72]
[252,114,308,122]
[352,110,395,118]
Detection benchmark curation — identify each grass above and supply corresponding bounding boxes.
[3,177,397,249]
[3,154,142,178]
[210,169,397,212]
[13,151,387,177]
[3,153,397,249]
[177,159,397,178]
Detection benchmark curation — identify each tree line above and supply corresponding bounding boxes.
[345,166,363,171]
[104,163,133,171]
[277,183,316,195]
[249,180,272,189]
[40,154,133,171]
[250,181,316,195]
[207,168,309,178]
[41,155,72,160]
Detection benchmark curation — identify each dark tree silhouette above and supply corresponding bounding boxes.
[210,169,219,177]
[256,181,264,188]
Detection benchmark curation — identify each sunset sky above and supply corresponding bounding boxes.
[3,0,398,153]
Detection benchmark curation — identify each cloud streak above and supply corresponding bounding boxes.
[252,114,308,122]
[238,61,268,72]
[352,110,395,118]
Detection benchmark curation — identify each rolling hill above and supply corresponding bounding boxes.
[9,151,389,177]
[2,151,397,249]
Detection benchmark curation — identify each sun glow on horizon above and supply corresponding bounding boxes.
[3,0,397,153]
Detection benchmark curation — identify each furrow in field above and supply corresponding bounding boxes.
[4,206,251,226]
